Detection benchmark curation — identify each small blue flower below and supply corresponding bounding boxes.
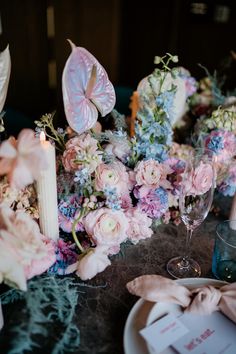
[207,136,224,154]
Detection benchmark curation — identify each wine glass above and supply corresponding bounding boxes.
[167,148,215,278]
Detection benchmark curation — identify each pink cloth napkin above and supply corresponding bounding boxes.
[126,275,236,323]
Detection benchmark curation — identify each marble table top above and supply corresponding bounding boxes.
[0,198,230,354]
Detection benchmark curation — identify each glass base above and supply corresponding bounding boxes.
[167,256,201,279]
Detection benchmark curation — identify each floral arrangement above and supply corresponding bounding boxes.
[32,52,201,282]
[0,43,235,291]
[0,42,235,352]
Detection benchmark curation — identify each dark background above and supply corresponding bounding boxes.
[0,0,235,131]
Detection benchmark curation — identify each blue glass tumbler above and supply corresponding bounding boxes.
[212,220,236,282]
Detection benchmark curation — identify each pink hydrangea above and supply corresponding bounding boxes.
[125,208,153,244]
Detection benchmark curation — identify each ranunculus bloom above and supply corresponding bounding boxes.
[125,208,153,244]
[62,133,102,173]
[135,159,173,190]
[185,162,214,196]
[0,205,56,290]
[94,161,131,196]
[84,208,128,253]
[66,246,111,280]
[0,129,48,189]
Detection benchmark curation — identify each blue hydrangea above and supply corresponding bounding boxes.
[207,136,224,154]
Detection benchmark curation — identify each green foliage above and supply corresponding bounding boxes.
[0,275,81,354]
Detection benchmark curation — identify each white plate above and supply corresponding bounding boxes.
[123,278,227,354]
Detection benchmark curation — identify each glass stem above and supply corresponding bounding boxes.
[181,228,193,267]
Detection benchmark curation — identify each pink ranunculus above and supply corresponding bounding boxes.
[186,162,214,196]
[66,246,111,280]
[125,208,153,244]
[83,208,128,253]
[0,205,56,289]
[0,129,48,190]
[135,159,173,190]
[94,161,131,196]
[62,133,103,173]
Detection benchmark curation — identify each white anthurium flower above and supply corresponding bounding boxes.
[0,45,11,113]
[137,71,187,126]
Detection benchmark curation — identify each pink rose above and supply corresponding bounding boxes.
[125,208,153,244]
[84,208,128,253]
[94,161,131,196]
[66,246,111,280]
[135,159,173,189]
[0,129,48,189]
[185,162,214,195]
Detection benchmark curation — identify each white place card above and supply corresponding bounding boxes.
[140,313,189,353]
[173,311,236,354]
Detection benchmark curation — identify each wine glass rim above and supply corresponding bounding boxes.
[216,220,236,248]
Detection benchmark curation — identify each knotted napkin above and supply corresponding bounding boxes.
[126,275,236,323]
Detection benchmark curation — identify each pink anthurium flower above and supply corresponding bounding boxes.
[62,40,116,134]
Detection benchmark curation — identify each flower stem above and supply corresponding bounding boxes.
[71,208,86,253]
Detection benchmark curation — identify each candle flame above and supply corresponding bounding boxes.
[40,131,46,142]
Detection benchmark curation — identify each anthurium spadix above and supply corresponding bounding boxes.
[62,40,116,134]
[0,45,11,114]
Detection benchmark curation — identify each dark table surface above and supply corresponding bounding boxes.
[0,196,231,354]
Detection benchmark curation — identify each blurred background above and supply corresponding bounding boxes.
[0,0,235,133]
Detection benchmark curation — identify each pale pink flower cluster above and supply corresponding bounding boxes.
[184,162,214,196]
[94,160,131,196]
[62,132,103,173]
[0,129,48,190]
[0,205,56,290]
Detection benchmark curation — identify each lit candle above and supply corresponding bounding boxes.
[37,132,59,241]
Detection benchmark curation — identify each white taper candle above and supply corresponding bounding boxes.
[37,132,59,240]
